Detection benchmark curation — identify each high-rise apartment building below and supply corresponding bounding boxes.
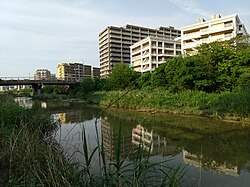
[130,36,181,73]
[181,14,248,55]
[34,69,51,80]
[99,24,181,77]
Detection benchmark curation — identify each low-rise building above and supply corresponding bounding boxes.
[83,65,92,78]
[181,14,248,55]
[56,62,85,81]
[91,67,100,78]
[56,62,98,81]
[35,69,51,80]
[130,36,181,73]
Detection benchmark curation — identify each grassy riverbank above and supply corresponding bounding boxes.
[0,95,77,186]
[88,87,250,122]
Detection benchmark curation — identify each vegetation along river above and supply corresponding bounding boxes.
[16,97,250,187]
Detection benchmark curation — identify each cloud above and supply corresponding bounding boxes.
[168,0,212,18]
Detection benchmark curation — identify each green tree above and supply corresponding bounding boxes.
[109,62,139,90]
[136,72,151,88]
[150,64,167,87]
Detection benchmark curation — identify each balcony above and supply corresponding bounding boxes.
[110,38,121,43]
[200,28,210,36]
[183,42,198,49]
[110,48,121,52]
[132,55,141,61]
[122,40,132,45]
[110,44,121,48]
[110,29,121,34]
[183,31,201,40]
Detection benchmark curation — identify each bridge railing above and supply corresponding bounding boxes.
[0,77,34,80]
[0,77,87,83]
[0,77,87,85]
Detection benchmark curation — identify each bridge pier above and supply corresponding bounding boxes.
[32,84,42,97]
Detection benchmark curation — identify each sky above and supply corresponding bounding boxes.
[0,0,249,77]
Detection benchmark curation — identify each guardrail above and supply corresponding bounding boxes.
[0,77,89,82]
[0,77,88,86]
[0,77,33,80]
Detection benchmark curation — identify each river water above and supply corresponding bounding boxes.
[16,98,250,187]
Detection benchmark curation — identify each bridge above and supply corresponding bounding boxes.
[0,77,79,96]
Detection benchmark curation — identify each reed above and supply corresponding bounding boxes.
[68,121,186,187]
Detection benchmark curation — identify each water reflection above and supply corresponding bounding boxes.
[131,124,180,156]
[101,117,133,160]
[132,124,153,153]
[14,97,33,108]
[15,98,250,186]
[15,97,47,109]
[183,150,239,177]
[56,112,83,124]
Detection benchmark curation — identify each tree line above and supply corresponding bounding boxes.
[43,36,250,96]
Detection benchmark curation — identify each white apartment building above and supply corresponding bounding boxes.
[130,36,181,73]
[181,14,248,55]
[99,24,181,77]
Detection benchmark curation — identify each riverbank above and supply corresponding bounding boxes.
[87,87,250,123]
[0,95,78,186]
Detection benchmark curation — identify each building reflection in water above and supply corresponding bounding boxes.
[101,117,133,160]
[14,97,33,109]
[57,111,82,124]
[101,118,180,160]
[132,124,153,153]
[41,102,47,109]
[182,150,239,177]
[132,124,180,157]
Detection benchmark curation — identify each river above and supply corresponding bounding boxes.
[15,97,250,187]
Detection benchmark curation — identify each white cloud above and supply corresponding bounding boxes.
[168,0,212,18]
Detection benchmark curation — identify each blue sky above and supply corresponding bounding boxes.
[0,0,249,77]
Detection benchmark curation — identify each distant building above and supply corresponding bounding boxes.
[56,62,97,81]
[91,67,100,78]
[130,36,181,73]
[83,65,92,78]
[99,24,181,77]
[50,74,56,80]
[181,14,248,55]
[35,69,51,80]
[56,62,84,81]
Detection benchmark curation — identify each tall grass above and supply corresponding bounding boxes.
[0,95,77,186]
[91,87,250,121]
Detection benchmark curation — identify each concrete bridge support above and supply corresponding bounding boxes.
[32,84,42,96]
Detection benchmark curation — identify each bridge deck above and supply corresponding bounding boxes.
[0,79,77,86]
